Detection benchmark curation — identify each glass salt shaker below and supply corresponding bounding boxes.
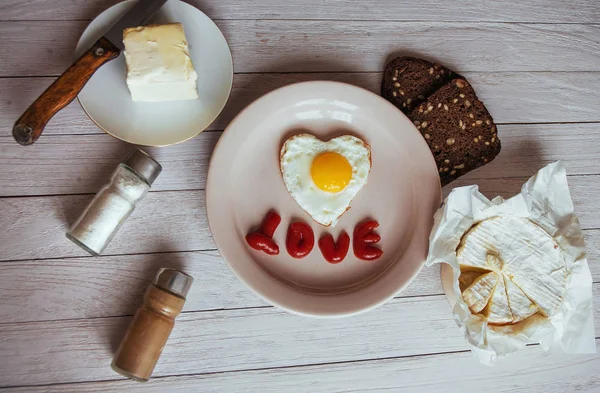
[66,149,162,256]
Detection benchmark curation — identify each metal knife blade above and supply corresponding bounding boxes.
[11,0,169,146]
[102,0,169,50]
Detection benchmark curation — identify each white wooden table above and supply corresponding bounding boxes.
[1,0,599,391]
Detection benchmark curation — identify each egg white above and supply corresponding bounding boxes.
[280,134,371,227]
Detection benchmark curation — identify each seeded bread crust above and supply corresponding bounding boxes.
[381,57,459,115]
[408,78,501,186]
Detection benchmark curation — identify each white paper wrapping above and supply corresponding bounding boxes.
[426,161,595,364]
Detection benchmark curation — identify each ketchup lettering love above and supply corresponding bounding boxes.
[318,231,350,264]
[286,222,315,258]
[353,220,383,261]
[245,233,279,255]
[259,211,281,238]
[245,211,281,255]
[246,211,382,262]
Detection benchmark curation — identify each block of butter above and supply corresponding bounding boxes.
[123,23,198,102]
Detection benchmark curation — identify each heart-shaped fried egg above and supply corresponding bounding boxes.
[280,134,371,227]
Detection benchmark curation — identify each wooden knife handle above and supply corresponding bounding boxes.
[12,37,120,146]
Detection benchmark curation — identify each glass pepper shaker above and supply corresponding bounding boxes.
[111,268,193,382]
[66,149,162,256]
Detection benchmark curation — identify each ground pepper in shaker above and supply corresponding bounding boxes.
[111,268,193,382]
[66,149,161,255]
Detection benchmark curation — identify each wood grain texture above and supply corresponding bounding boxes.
[0,285,598,387]
[1,231,599,325]
[0,133,220,196]
[0,250,263,324]
[3,341,599,393]
[12,37,120,145]
[1,175,599,262]
[1,0,599,23]
[1,1,599,391]
[2,73,599,138]
[0,191,213,261]
[1,21,599,76]
[0,250,440,324]
[1,123,599,196]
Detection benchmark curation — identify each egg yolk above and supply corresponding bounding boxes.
[310,152,352,193]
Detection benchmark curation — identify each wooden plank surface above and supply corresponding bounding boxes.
[1,0,598,391]
[2,21,599,76]
[0,250,437,324]
[3,72,599,139]
[1,123,599,196]
[1,0,598,23]
[0,191,213,261]
[0,285,598,387]
[0,250,267,324]
[0,133,220,196]
[1,175,599,262]
[1,229,598,325]
[3,341,600,393]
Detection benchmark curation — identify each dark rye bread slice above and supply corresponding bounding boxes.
[408,78,501,186]
[381,57,459,115]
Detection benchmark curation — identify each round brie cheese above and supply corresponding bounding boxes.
[457,215,567,324]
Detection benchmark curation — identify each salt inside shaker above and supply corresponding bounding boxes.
[66,149,162,255]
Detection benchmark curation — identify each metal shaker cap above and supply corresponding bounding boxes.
[123,149,162,185]
[154,268,193,299]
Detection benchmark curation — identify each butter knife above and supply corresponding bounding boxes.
[12,0,168,146]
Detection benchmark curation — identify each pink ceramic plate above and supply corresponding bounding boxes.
[207,81,441,317]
